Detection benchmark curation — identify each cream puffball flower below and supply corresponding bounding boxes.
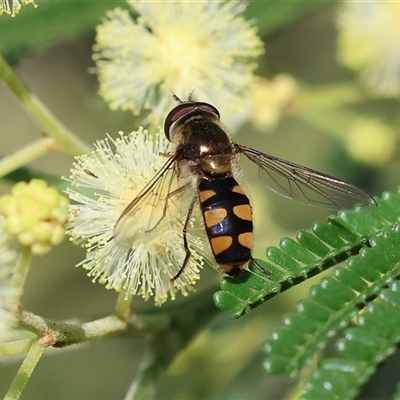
[66,129,205,306]
[337,2,400,97]
[0,0,36,16]
[345,117,396,166]
[249,74,298,131]
[93,1,264,124]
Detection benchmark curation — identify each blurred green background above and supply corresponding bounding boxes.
[1,1,399,399]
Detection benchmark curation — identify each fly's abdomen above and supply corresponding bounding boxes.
[198,177,253,275]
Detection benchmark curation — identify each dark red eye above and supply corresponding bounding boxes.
[164,101,220,140]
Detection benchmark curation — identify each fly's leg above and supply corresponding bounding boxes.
[171,194,197,282]
[144,184,188,233]
[249,256,272,277]
[159,152,173,158]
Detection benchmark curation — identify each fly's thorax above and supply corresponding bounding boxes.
[175,116,233,157]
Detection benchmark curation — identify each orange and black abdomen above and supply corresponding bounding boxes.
[198,177,253,275]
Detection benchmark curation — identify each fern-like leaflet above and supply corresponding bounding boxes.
[214,191,400,398]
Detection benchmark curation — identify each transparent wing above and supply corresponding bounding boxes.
[113,155,188,241]
[238,144,376,210]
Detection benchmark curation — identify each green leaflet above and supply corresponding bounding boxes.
[214,191,400,396]
[213,193,398,318]
[299,258,400,399]
[266,226,400,378]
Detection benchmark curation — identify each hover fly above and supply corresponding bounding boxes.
[115,96,376,280]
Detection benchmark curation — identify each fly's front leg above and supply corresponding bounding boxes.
[171,194,197,282]
[145,184,188,233]
[159,151,173,158]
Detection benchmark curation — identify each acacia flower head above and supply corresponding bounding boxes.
[0,180,69,255]
[345,117,396,166]
[248,74,298,131]
[66,129,205,306]
[337,1,400,97]
[93,0,264,124]
[0,0,36,16]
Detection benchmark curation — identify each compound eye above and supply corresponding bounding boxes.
[164,101,221,140]
[164,103,195,140]
[198,102,220,119]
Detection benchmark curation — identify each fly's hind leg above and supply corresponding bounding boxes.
[170,194,197,282]
[249,256,272,277]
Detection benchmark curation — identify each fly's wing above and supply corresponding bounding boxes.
[113,155,189,243]
[238,144,376,210]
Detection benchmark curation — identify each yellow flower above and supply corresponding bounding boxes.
[0,180,69,255]
[345,117,396,165]
[249,74,297,131]
[0,0,36,16]
[66,129,205,306]
[93,1,263,124]
[337,1,400,97]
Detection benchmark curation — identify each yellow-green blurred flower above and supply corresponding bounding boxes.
[337,1,400,97]
[248,74,298,131]
[0,216,18,342]
[66,129,205,306]
[345,117,397,165]
[0,0,35,16]
[93,1,263,124]
[0,180,69,255]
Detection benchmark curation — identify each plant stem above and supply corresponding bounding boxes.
[19,311,128,346]
[124,285,220,399]
[115,290,133,321]
[0,137,59,179]
[8,246,32,307]
[5,340,44,400]
[295,83,364,140]
[124,341,162,400]
[0,339,34,356]
[0,55,91,156]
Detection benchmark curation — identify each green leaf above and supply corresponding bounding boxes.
[0,2,126,63]
[266,224,400,398]
[244,1,331,37]
[215,190,400,395]
[213,194,391,319]
[301,358,367,400]
[298,263,400,398]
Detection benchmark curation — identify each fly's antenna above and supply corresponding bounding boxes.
[187,88,198,102]
[169,89,197,103]
[170,90,183,103]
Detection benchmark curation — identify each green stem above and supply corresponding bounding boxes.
[20,311,127,346]
[0,55,91,156]
[0,137,58,179]
[5,340,44,400]
[297,105,356,141]
[0,339,34,356]
[8,246,32,307]
[80,315,128,343]
[125,285,220,399]
[125,341,162,400]
[294,83,364,141]
[115,290,133,321]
